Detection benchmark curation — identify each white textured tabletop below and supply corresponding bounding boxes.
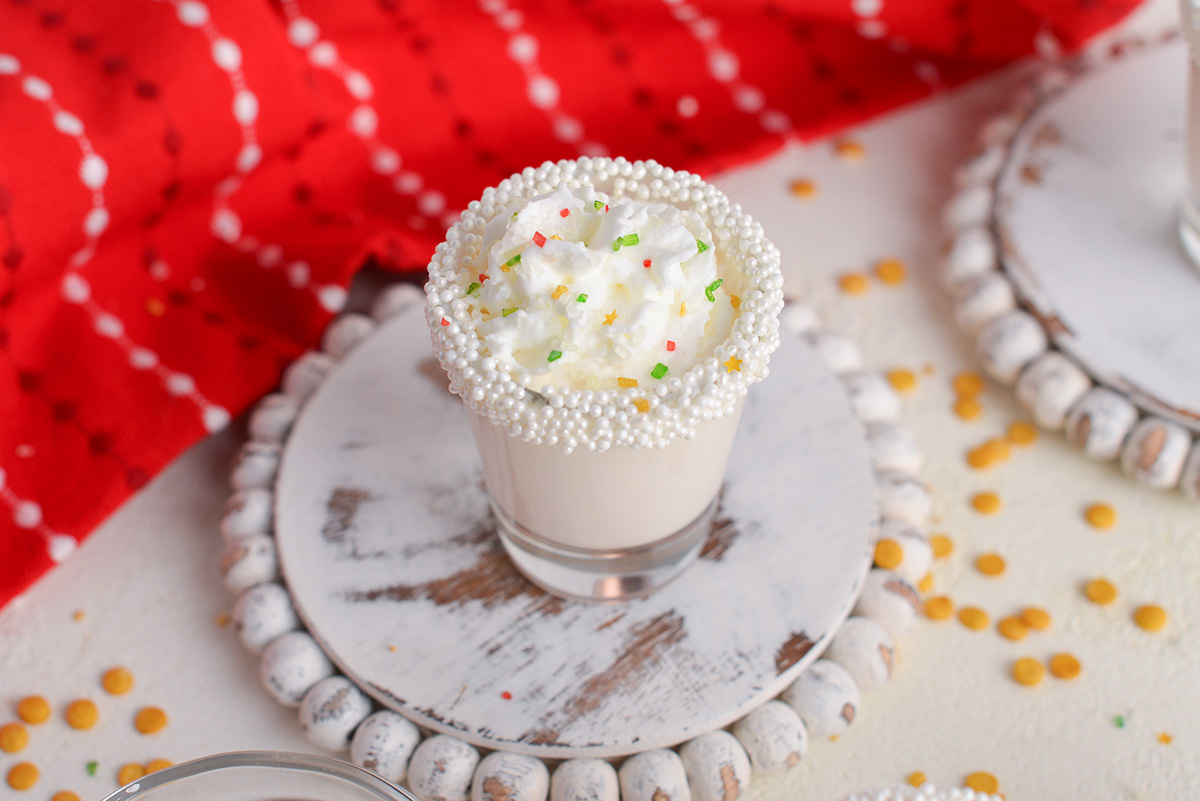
[1,3,1194,799]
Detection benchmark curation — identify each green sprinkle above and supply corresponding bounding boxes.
[465,282,481,295]
[704,278,723,302]
[511,212,519,220]
[594,200,604,209]
[612,233,640,251]
[502,307,517,317]
[548,350,563,363]
[576,293,588,302]
[1114,715,1126,729]
[505,254,522,267]
[86,761,99,777]
[651,363,668,379]
[696,239,709,253]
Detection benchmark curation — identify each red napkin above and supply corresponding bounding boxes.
[0,0,1137,609]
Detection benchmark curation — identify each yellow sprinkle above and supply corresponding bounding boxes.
[102,666,135,696]
[633,399,650,414]
[65,699,98,731]
[1048,652,1081,680]
[834,139,867,162]
[917,573,933,594]
[603,311,618,326]
[997,616,1028,641]
[1006,421,1039,445]
[549,234,562,240]
[117,763,146,785]
[952,371,986,396]
[886,368,917,394]
[52,792,81,801]
[15,697,50,725]
[135,706,169,735]
[214,612,231,628]
[964,772,999,794]
[1158,732,1173,744]
[837,272,870,295]
[480,307,491,317]
[729,295,741,309]
[679,302,686,316]
[873,258,907,285]
[499,264,511,272]
[971,491,1001,515]
[723,356,742,373]
[873,539,904,570]
[552,285,567,300]
[1012,657,1044,687]
[1084,578,1117,606]
[906,771,926,788]
[6,762,38,790]
[1020,606,1052,631]
[617,377,638,388]
[930,534,954,559]
[388,644,398,652]
[0,722,29,753]
[953,397,983,420]
[1134,604,1168,632]
[789,178,818,199]
[924,596,954,620]
[72,609,86,622]
[975,552,1006,577]
[145,759,173,773]
[1084,503,1117,530]
[958,606,989,630]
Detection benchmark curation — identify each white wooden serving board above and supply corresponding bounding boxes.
[996,37,1200,431]
[274,304,879,759]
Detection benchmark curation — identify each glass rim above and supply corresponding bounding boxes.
[99,750,419,801]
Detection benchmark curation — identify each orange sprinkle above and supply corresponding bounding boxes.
[1084,503,1117,530]
[214,612,231,628]
[145,759,173,773]
[102,666,135,696]
[134,706,169,735]
[15,697,50,725]
[6,762,38,790]
[924,596,954,621]
[1158,732,1173,744]
[975,552,1006,577]
[789,178,818,199]
[1020,606,1052,631]
[1084,578,1117,606]
[917,573,933,594]
[886,368,917,394]
[603,311,618,326]
[633,399,650,413]
[617,377,638,388]
[930,534,954,559]
[0,722,29,753]
[964,772,999,794]
[873,539,904,570]
[952,371,986,397]
[873,258,907,285]
[906,771,926,788]
[971,492,1002,515]
[1048,653,1081,679]
[958,606,989,630]
[729,295,741,309]
[997,616,1028,641]
[1012,657,1044,687]
[117,764,146,785]
[953,397,983,420]
[966,438,1011,470]
[1134,604,1168,632]
[679,302,686,316]
[552,285,567,300]
[549,234,562,240]
[1006,421,1039,445]
[833,139,867,162]
[837,272,870,295]
[64,700,98,731]
[72,609,86,622]
[145,298,166,317]
[388,645,398,652]
[723,356,742,373]
[51,792,81,801]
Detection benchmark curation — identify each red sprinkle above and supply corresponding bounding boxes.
[501,691,512,700]
[533,232,547,247]
[559,208,569,218]
[667,341,676,351]
[643,259,652,269]
[479,273,489,282]
[440,318,449,327]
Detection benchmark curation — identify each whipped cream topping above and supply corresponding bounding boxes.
[472,184,735,393]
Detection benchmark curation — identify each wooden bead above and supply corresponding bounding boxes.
[841,371,901,424]
[976,310,1048,383]
[808,331,863,375]
[1181,439,1200,501]
[876,472,932,526]
[1015,352,1091,431]
[232,582,298,654]
[731,700,808,775]
[780,659,860,738]
[1120,418,1191,490]
[298,676,372,752]
[941,185,993,233]
[322,313,375,359]
[679,731,752,801]
[825,616,895,691]
[231,440,281,490]
[260,631,334,707]
[853,569,921,639]
[953,272,1015,334]
[876,519,932,585]
[371,281,426,322]
[618,749,691,801]
[220,487,273,542]
[350,710,421,783]
[954,146,1005,188]
[550,759,619,801]
[248,393,299,443]
[472,751,550,801]
[221,534,278,593]
[282,351,336,403]
[1064,387,1138,461]
[865,423,922,475]
[940,227,996,287]
[409,735,482,801]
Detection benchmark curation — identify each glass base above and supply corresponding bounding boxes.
[492,496,717,603]
[1178,192,1200,275]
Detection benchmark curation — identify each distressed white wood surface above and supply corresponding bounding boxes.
[996,37,1200,431]
[274,303,879,759]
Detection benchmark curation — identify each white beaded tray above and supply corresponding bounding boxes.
[218,283,933,800]
[942,31,1200,496]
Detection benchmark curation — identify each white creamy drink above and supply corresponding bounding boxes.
[426,158,783,598]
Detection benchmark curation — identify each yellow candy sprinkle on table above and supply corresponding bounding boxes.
[1158,732,1173,744]
[873,258,907,285]
[997,616,1028,641]
[135,706,169,735]
[837,272,870,295]
[930,534,954,559]
[975,553,1006,577]
[1012,657,1044,686]
[906,771,926,788]
[6,762,38,790]
[1020,606,1052,631]
[952,371,985,396]
[51,792,81,801]
[789,179,818,199]
[65,700,98,730]
[72,609,86,622]
[918,573,934,593]
[1084,503,1117,530]
[834,139,867,162]
[1134,604,1168,631]
[102,666,135,696]
[1006,421,1039,445]
[874,539,904,570]
[0,722,29,753]
[146,759,173,773]
[964,772,999,793]
[958,606,989,630]
[971,492,1002,515]
[1049,653,1081,679]
[15,697,50,725]
[1084,578,1117,605]
[117,764,145,785]
[924,596,954,620]
[887,369,917,394]
[953,397,983,420]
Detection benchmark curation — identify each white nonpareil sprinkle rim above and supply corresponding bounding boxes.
[424,157,785,453]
